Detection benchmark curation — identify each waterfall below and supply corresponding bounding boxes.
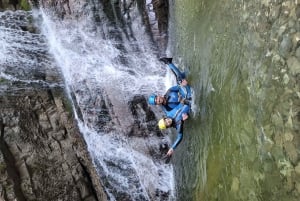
[0,10,63,92]
[34,2,176,200]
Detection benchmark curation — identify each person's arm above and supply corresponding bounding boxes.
[179,105,190,120]
[161,105,168,114]
[166,121,184,156]
[179,85,192,100]
[182,113,189,121]
[171,122,184,149]
[164,85,179,97]
[180,98,190,105]
[171,133,183,150]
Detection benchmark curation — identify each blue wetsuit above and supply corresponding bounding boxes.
[161,86,181,113]
[168,63,192,102]
[158,62,191,114]
[165,103,190,150]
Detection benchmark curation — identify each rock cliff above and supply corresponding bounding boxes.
[0,1,108,201]
[0,87,107,201]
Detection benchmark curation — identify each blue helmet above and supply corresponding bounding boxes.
[148,94,156,105]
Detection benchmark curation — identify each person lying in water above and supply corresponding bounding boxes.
[148,57,192,113]
[158,102,190,159]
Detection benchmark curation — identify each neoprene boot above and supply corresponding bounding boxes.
[159,57,173,64]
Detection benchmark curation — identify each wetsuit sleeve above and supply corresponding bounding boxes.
[171,121,184,149]
[164,86,179,96]
[161,105,168,114]
[185,86,192,100]
[179,85,192,101]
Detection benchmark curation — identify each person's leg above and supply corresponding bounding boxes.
[168,63,185,83]
[159,57,186,83]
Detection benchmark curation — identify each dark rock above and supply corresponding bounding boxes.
[128,95,161,137]
[279,34,293,58]
[296,4,300,19]
[0,87,107,201]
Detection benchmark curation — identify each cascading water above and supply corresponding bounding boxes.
[32,1,176,201]
[0,10,63,93]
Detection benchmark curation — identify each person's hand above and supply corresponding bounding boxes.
[182,113,189,121]
[166,148,174,156]
[180,98,190,105]
[181,79,188,86]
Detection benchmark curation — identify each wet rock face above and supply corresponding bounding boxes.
[37,0,169,54]
[0,0,18,10]
[0,87,107,201]
[0,0,31,10]
[0,6,107,201]
[128,95,161,137]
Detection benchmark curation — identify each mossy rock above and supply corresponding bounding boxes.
[20,0,31,11]
[0,77,8,84]
[0,0,31,11]
[0,162,7,173]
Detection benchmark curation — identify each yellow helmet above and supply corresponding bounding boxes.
[158,118,166,130]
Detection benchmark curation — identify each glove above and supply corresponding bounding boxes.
[180,98,190,105]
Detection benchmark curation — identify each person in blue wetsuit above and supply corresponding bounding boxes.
[148,57,192,113]
[158,102,190,159]
[148,86,181,113]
